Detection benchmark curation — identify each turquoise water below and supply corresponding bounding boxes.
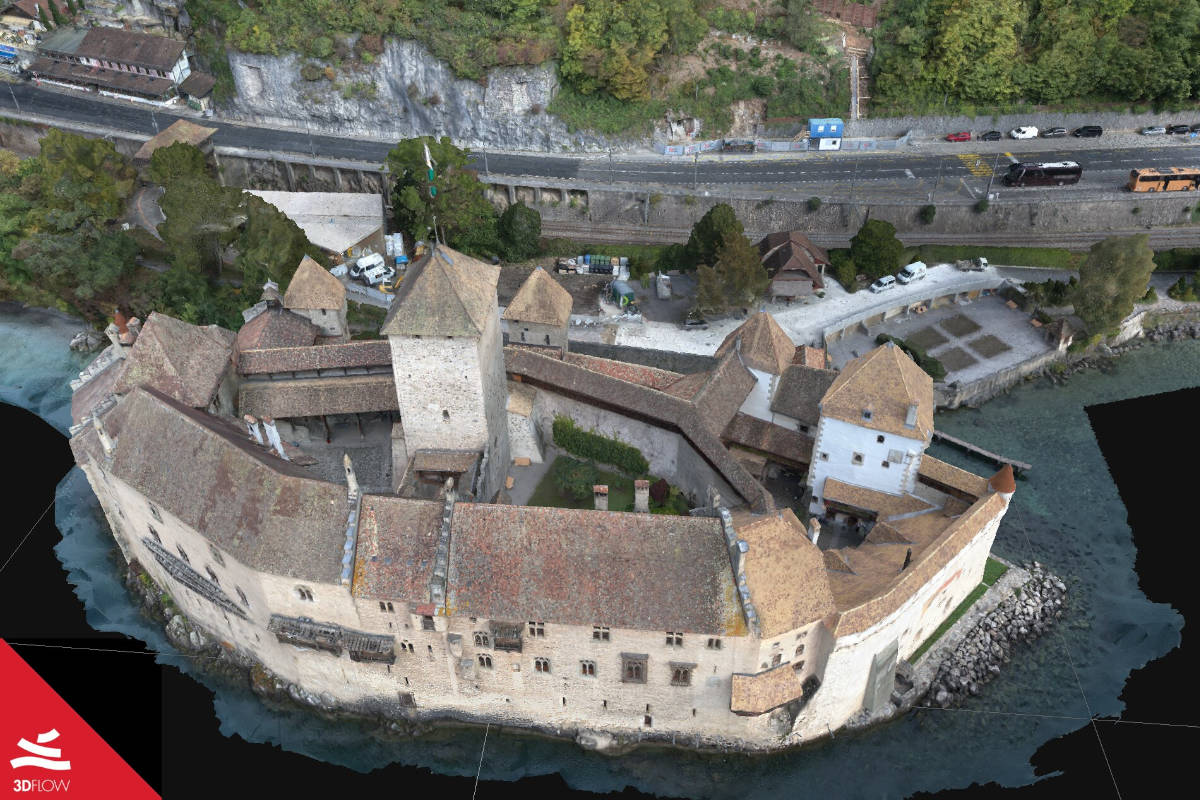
[2,305,1195,798]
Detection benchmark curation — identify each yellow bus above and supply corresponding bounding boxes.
[1127,167,1200,192]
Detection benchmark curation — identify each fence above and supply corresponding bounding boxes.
[656,137,894,156]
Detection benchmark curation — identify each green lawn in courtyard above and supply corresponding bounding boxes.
[525,456,690,515]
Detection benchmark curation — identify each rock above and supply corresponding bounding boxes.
[935,689,949,706]
[69,331,106,353]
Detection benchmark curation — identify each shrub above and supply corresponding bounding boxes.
[310,36,334,59]
[807,196,822,212]
[1141,286,1158,304]
[300,63,323,81]
[552,457,598,501]
[974,198,989,213]
[552,416,649,475]
[649,478,670,505]
[919,204,936,224]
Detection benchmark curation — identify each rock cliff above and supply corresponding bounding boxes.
[222,38,620,152]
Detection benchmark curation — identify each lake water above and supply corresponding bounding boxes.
[1,304,1194,798]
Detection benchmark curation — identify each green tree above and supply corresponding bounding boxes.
[385,136,498,256]
[1073,234,1156,335]
[714,231,769,308]
[49,0,66,25]
[849,219,904,280]
[925,0,1025,103]
[157,173,244,274]
[65,0,76,15]
[693,264,726,315]
[552,456,599,501]
[235,194,324,289]
[37,4,51,29]
[147,141,210,186]
[684,203,743,269]
[36,129,136,224]
[497,201,541,261]
[561,0,670,100]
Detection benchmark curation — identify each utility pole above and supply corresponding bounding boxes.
[985,150,1002,198]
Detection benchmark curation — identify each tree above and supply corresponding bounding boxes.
[684,203,743,269]
[560,0,672,100]
[157,173,244,274]
[1073,234,1156,335]
[36,129,136,225]
[235,194,324,289]
[385,136,498,256]
[497,201,541,261]
[714,232,769,308]
[49,0,65,25]
[37,4,50,29]
[849,218,904,280]
[693,264,726,314]
[65,0,76,15]
[552,456,598,501]
[147,141,210,186]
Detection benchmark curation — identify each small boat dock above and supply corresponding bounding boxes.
[931,431,1031,476]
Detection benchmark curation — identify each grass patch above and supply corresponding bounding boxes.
[911,245,1082,270]
[525,457,688,515]
[967,334,1012,359]
[907,326,949,350]
[347,300,386,339]
[909,557,1010,663]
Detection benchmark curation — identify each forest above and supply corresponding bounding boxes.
[871,0,1200,113]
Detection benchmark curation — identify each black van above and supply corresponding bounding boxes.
[1072,125,1103,138]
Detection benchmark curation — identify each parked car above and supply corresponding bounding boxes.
[1141,126,1167,136]
[945,131,971,142]
[897,261,928,284]
[1190,123,1200,133]
[1167,124,1192,135]
[348,252,384,280]
[1040,127,1068,138]
[1010,126,1038,139]
[980,130,1003,141]
[869,275,897,294]
[955,257,989,271]
[1072,125,1103,138]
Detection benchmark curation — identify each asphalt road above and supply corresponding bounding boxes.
[3,82,1199,197]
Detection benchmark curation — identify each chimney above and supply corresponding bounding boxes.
[444,477,457,505]
[808,517,821,546]
[261,280,281,306]
[593,484,609,511]
[243,414,264,445]
[93,415,115,458]
[343,453,359,497]
[905,403,918,428]
[261,417,289,461]
[125,316,141,342]
[634,480,650,513]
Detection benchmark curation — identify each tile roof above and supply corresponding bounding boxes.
[820,478,934,519]
[351,494,445,603]
[918,456,990,500]
[178,71,216,98]
[692,349,758,435]
[237,340,392,376]
[770,364,839,426]
[820,343,934,441]
[7,0,70,19]
[989,464,1016,494]
[714,313,796,375]
[29,57,175,98]
[133,119,217,162]
[505,346,774,512]
[113,312,235,408]
[381,246,499,337]
[561,353,683,391]
[734,510,836,637]
[502,267,573,327]
[721,413,814,466]
[660,370,710,400]
[75,27,186,71]
[107,387,349,583]
[283,256,345,311]
[238,375,399,419]
[730,662,806,715]
[70,357,126,427]
[446,504,743,634]
[758,231,828,289]
[235,306,319,352]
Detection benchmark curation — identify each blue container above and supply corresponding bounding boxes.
[584,255,591,265]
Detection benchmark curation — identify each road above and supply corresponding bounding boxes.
[4,83,1200,201]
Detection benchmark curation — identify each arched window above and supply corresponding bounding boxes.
[534,657,550,673]
[296,586,314,601]
[477,654,493,669]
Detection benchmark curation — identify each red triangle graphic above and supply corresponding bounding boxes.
[0,639,159,799]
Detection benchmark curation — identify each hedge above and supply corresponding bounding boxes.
[875,334,947,381]
[552,416,649,476]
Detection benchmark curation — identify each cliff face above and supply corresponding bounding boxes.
[222,38,621,152]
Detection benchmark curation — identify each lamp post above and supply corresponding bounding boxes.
[985,150,1002,199]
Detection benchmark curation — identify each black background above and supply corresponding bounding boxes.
[2,387,1195,799]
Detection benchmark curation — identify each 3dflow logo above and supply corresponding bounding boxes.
[0,641,157,798]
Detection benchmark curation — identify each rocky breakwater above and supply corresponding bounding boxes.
[1042,320,1200,387]
[925,562,1067,708]
[223,38,616,152]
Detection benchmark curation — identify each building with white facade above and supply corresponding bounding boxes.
[67,246,1015,751]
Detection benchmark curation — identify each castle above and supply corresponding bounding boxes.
[67,246,1014,750]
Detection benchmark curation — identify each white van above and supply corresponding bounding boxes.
[897,261,928,284]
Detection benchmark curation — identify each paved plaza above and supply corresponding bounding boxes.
[826,294,1054,385]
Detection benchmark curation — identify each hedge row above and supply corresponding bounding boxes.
[552,416,649,476]
[875,334,947,381]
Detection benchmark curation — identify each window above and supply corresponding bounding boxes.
[478,654,493,669]
[205,565,220,586]
[819,452,829,461]
[421,615,435,631]
[544,334,551,345]
[176,545,190,565]
[795,630,807,641]
[534,657,550,673]
[296,586,313,601]
[528,621,545,637]
[400,641,414,653]
[795,643,805,657]
[442,410,450,421]
[148,525,161,544]
[793,660,806,672]
[208,544,225,567]
[852,452,864,465]
[665,632,683,647]
[379,602,387,612]
[670,664,693,686]
[643,716,652,727]
[771,653,782,667]
[592,626,610,641]
[882,460,890,468]
[862,409,872,420]
[149,504,162,523]
[580,660,596,677]
[621,654,647,684]
[706,638,722,650]
[474,632,491,647]
[877,435,885,443]
[236,587,249,607]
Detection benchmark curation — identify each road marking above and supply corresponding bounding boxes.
[1005,152,1018,164]
[955,153,993,177]
[905,169,916,179]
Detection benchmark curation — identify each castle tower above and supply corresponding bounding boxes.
[806,342,934,517]
[284,255,347,340]
[502,266,572,355]
[380,245,510,500]
[713,311,796,420]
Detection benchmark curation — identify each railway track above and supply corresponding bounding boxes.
[541,220,1200,251]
